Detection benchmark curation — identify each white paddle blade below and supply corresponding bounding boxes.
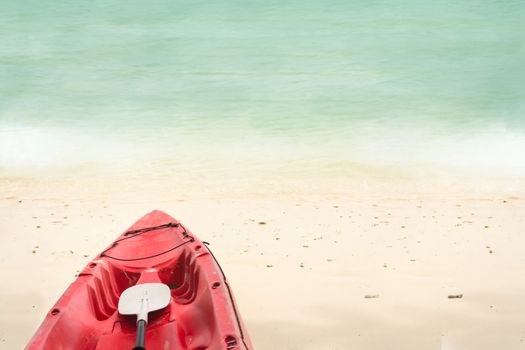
[118,283,171,322]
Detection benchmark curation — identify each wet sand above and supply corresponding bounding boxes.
[1,179,525,349]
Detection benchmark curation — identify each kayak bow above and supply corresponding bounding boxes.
[26,210,252,350]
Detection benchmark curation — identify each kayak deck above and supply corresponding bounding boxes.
[26,210,252,350]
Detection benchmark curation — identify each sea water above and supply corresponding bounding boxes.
[1,0,524,189]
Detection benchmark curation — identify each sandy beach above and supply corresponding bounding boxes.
[1,177,524,350]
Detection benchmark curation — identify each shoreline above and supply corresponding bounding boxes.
[2,170,524,201]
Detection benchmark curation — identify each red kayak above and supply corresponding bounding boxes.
[26,210,253,350]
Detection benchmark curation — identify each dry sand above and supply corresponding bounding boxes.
[1,178,525,349]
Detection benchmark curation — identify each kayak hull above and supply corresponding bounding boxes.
[26,210,252,350]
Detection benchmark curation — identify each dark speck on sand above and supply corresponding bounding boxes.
[448,294,463,299]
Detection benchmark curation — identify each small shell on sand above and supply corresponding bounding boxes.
[364,294,379,299]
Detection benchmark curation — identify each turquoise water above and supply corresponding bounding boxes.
[1,1,524,183]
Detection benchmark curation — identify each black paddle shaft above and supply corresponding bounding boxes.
[132,319,146,350]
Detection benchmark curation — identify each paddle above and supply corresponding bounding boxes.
[118,283,171,350]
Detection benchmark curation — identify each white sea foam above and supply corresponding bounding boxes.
[1,120,524,185]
